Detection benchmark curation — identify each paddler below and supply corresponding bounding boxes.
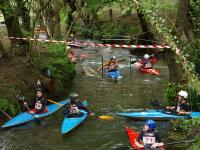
[68,33,77,42]
[108,56,118,72]
[63,92,95,117]
[135,120,164,150]
[166,90,191,115]
[140,54,153,69]
[24,88,48,114]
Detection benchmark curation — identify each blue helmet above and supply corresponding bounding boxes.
[145,120,156,131]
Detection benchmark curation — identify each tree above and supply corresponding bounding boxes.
[175,0,195,42]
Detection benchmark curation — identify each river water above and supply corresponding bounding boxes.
[0,46,186,150]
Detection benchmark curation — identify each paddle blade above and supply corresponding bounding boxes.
[98,115,114,120]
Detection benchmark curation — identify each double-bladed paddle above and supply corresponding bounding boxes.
[114,139,196,150]
[150,100,192,118]
[47,99,114,120]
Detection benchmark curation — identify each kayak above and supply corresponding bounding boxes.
[125,127,139,149]
[1,99,69,128]
[107,70,122,80]
[61,101,88,134]
[67,42,85,49]
[139,67,160,75]
[125,127,165,150]
[116,110,200,120]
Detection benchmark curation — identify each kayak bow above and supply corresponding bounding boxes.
[61,101,88,134]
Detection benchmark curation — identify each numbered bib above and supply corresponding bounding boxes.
[35,101,42,110]
[69,105,79,114]
[145,62,152,68]
[176,105,180,112]
[143,136,156,144]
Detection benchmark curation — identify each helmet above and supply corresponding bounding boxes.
[145,120,156,131]
[69,92,78,101]
[70,34,74,37]
[111,56,116,60]
[144,54,150,59]
[36,87,43,92]
[178,90,188,99]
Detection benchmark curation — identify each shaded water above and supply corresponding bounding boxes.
[0,46,186,149]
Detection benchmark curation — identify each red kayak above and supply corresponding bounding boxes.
[135,57,160,75]
[125,127,165,150]
[125,127,140,149]
[139,67,160,75]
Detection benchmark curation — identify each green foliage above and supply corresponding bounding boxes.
[188,139,200,150]
[190,0,200,36]
[37,43,75,81]
[170,118,200,138]
[0,98,20,116]
[163,82,182,105]
[0,86,21,116]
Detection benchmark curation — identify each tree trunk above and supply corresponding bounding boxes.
[39,0,54,38]
[136,9,155,45]
[165,50,183,83]
[16,0,31,31]
[0,41,8,58]
[65,0,77,32]
[53,14,62,40]
[175,0,195,42]
[0,0,23,38]
[1,0,29,56]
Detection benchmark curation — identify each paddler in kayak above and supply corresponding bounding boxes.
[140,54,153,69]
[108,56,118,72]
[166,90,191,115]
[63,92,95,117]
[24,88,48,114]
[135,120,164,150]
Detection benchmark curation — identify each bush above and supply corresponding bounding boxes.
[170,118,200,139]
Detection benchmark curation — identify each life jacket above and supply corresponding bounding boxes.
[142,131,157,146]
[108,61,117,71]
[33,97,47,113]
[176,101,191,112]
[69,104,80,114]
[143,59,152,68]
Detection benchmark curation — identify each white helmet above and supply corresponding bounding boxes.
[178,90,188,99]
[144,54,150,59]
[111,56,116,60]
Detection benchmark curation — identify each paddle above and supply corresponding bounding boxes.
[115,139,196,150]
[16,95,41,124]
[47,99,114,120]
[48,99,64,106]
[96,58,127,71]
[94,114,114,120]
[0,108,12,119]
[150,100,192,118]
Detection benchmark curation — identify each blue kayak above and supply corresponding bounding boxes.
[107,70,122,80]
[61,101,88,134]
[1,99,69,128]
[116,110,200,120]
